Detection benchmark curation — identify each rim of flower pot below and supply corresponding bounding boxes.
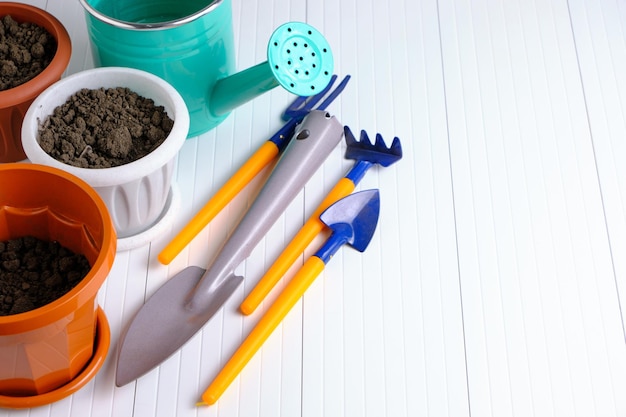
[0,307,110,409]
[0,164,116,334]
[0,3,72,108]
[21,67,190,187]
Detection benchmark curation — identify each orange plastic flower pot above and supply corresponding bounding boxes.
[0,3,71,163]
[0,164,116,408]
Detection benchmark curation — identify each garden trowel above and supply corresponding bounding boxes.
[199,189,381,405]
[115,110,343,386]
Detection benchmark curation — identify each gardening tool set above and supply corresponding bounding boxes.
[116,108,345,386]
[0,0,404,408]
[116,90,404,403]
[97,40,401,406]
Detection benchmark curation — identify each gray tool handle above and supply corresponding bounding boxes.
[189,110,343,306]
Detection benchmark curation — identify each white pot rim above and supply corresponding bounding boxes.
[22,67,190,187]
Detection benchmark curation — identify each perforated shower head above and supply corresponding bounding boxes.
[209,21,334,117]
[267,22,334,96]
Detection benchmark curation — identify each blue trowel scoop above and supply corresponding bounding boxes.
[199,189,381,405]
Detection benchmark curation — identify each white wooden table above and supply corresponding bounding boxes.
[3,0,626,416]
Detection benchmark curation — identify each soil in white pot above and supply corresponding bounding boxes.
[0,236,91,316]
[0,15,57,91]
[38,87,175,168]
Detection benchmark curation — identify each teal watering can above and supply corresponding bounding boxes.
[79,0,334,137]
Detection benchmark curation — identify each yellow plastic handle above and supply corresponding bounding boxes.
[239,177,355,315]
[199,256,325,406]
[158,141,280,265]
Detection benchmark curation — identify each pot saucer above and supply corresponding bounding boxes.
[116,184,181,252]
[0,307,110,409]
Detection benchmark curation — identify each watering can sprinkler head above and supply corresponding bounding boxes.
[209,22,334,117]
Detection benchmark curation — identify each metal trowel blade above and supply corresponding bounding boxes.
[115,266,244,387]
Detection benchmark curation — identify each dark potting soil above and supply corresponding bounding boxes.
[0,236,91,316]
[38,87,175,168]
[0,15,57,91]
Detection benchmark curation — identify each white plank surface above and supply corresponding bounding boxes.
[2,0,626,416]
[438,1,626,416]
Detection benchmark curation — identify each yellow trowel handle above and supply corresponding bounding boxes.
[158,141,279,265]
[200,256,325,406]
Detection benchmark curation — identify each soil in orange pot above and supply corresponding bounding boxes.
[38,87,174,168]
[0,15,57,91]
[0,236,91,316]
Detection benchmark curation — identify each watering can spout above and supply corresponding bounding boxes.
[209,61,279,116]
[209,21,334,117]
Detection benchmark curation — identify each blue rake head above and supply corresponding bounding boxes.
[344,126,403,167]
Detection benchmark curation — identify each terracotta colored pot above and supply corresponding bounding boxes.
[0,3,71,163]
[0,164,116,408]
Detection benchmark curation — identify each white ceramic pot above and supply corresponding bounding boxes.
[22,67,189,249]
